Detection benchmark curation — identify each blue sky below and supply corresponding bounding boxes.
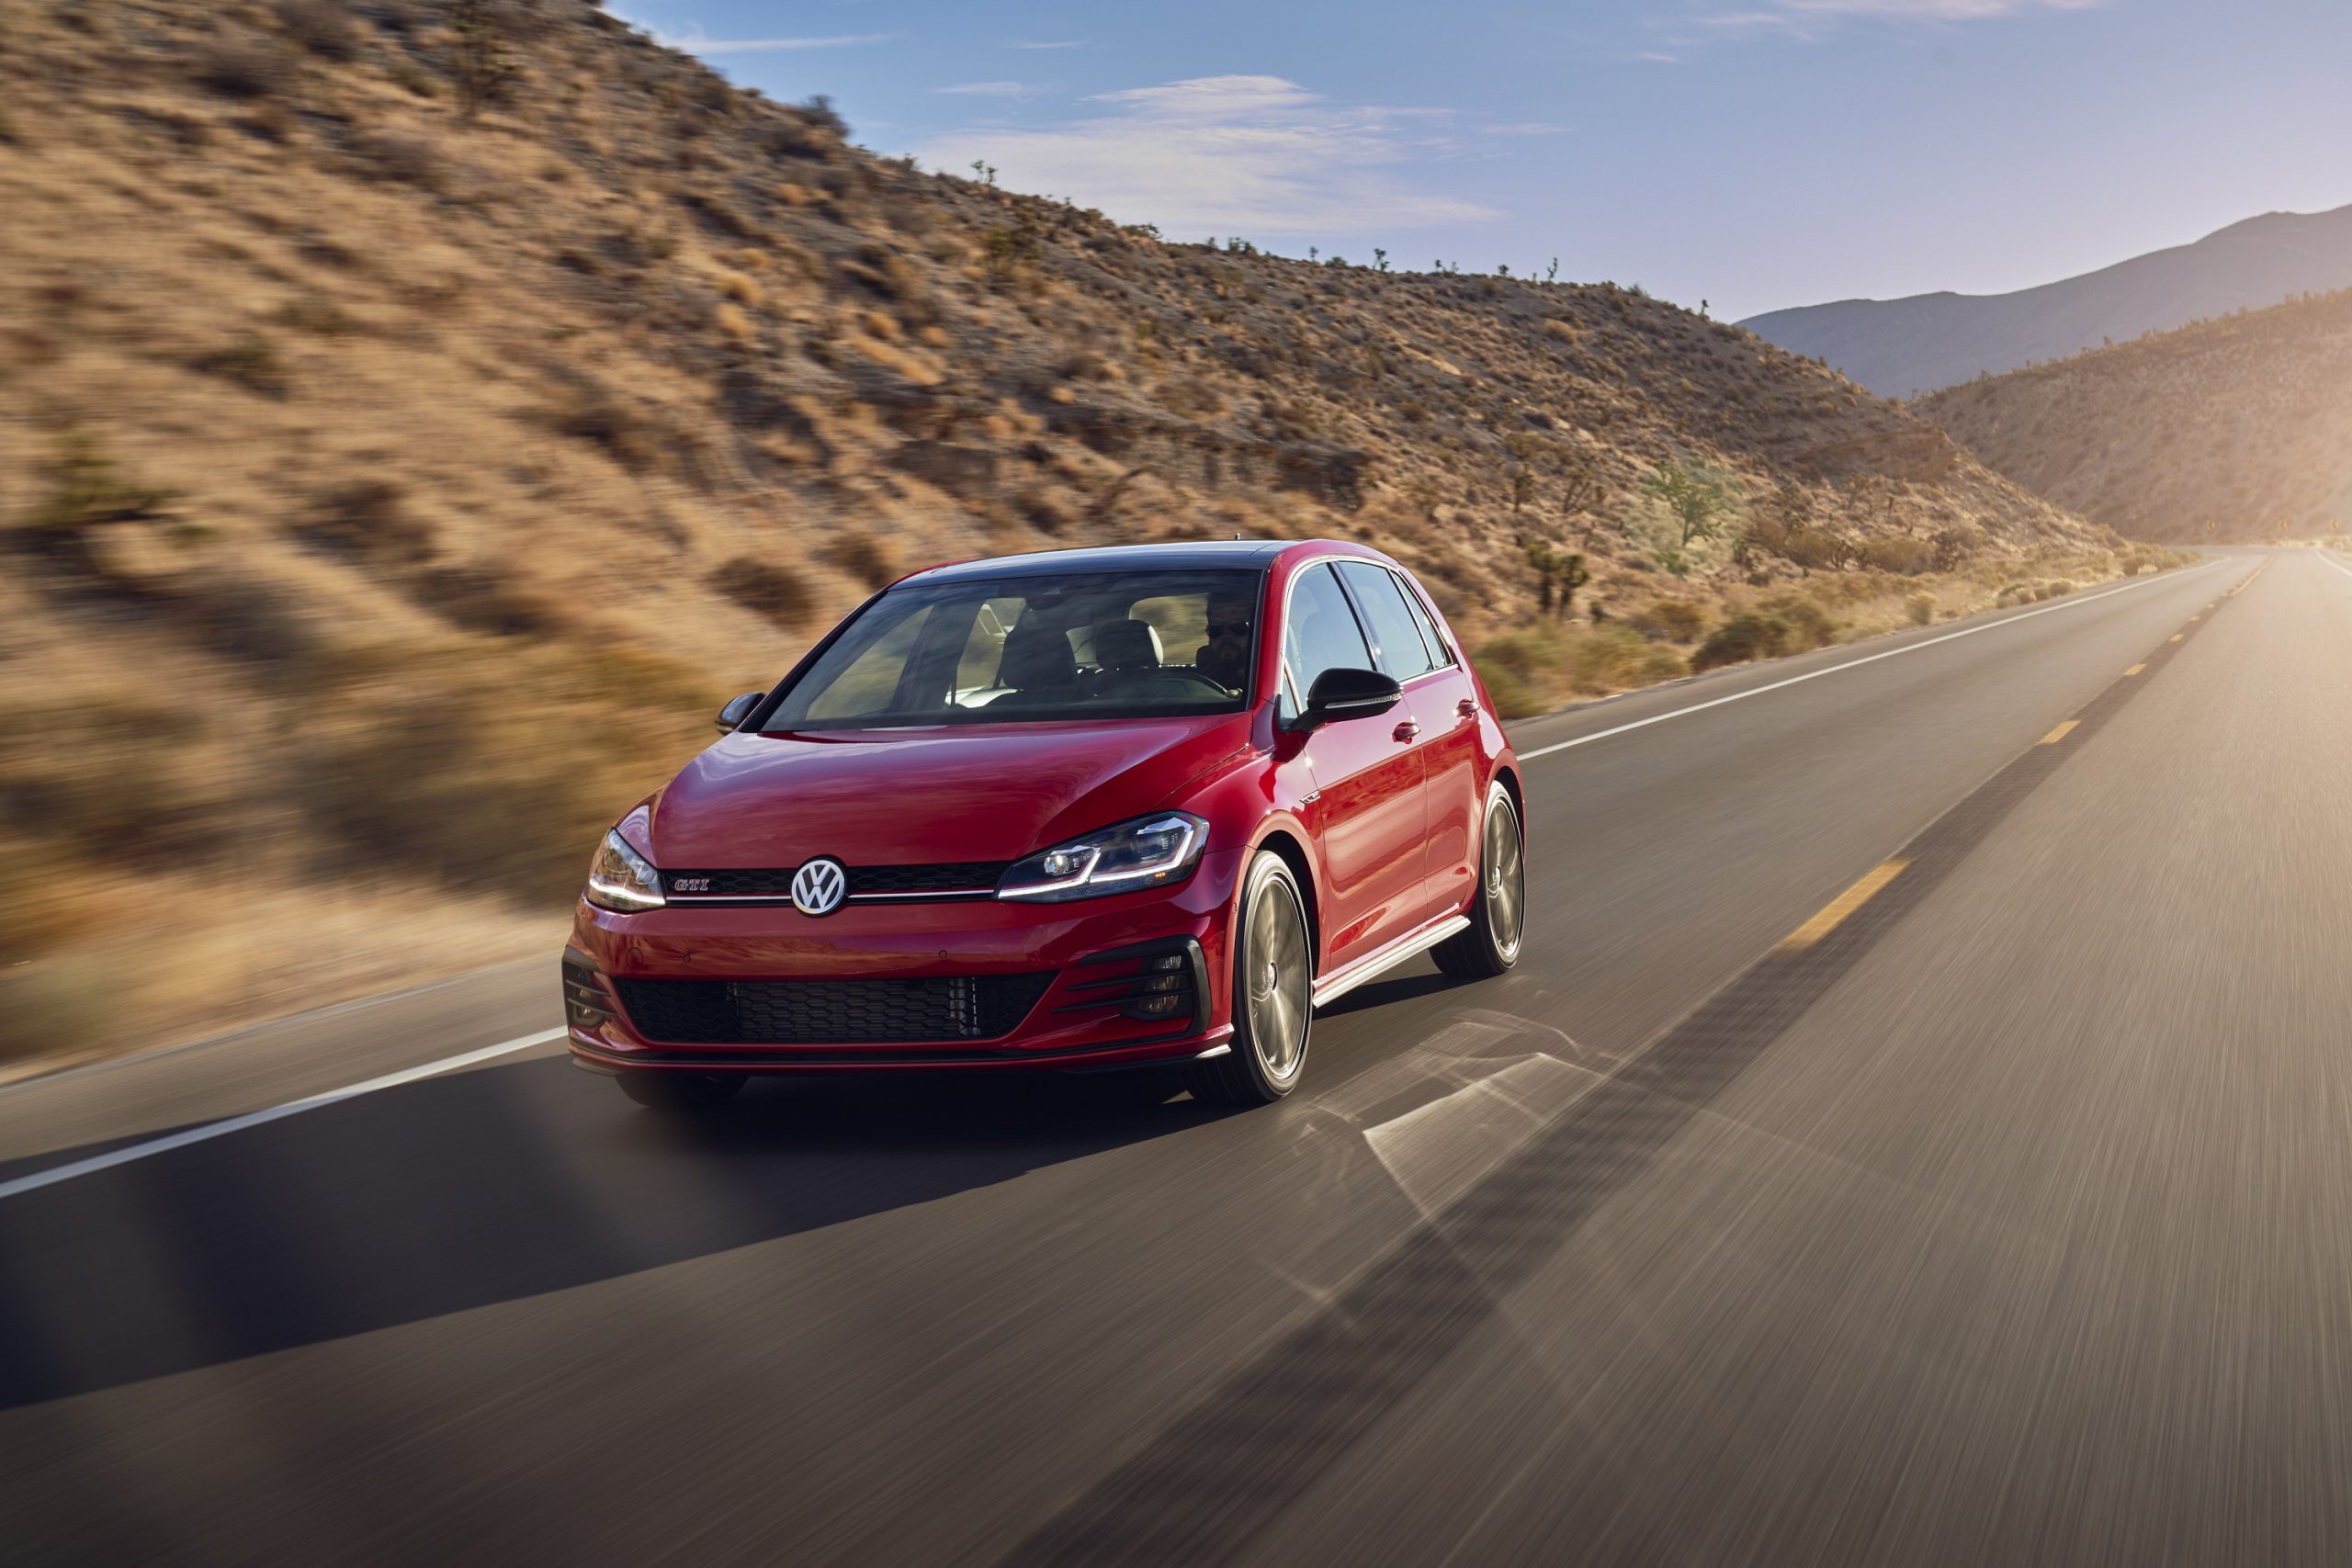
[611,1,2352,320]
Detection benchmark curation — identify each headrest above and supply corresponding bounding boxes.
[1092,619,1163,671]
[997,625,1077,690]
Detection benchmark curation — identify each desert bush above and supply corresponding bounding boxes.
[709,557,812,626]
[1859,536,1936,575]
[294,480,434,565]
[19,434,175,542]
[1628,598,1706,642]
[189,332,288,396]
[2044,579,2075,598]
[412,565,564,637]
[1757,592,1838,649]
[0,955,115,1065]
[544,388,664,471]
[1692,613,1792,671]
[274,0,359,60]
[1906,592,1936,626]
[823,532,899,590]
[351,130,439,186]
[195,38,291,99]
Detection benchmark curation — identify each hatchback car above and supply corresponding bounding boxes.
[563,539,1525,1110]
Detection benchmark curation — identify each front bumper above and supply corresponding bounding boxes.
[563,848,1244,1075]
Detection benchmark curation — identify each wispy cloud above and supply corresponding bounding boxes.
[1004,39,1087,50]
[936,80,1030,97]
[1782,0,2104,13]
[916,74,1497,237]
[1487,121,1572,137]
[1636,51,1682,62]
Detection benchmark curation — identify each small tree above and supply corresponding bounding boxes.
[1629,458,1744,577]
[1523,542,1591,618]
[1373,248,1389,273]
[449,0,518,122]
[1510,467,1536,515]
[1546,257,1559,284]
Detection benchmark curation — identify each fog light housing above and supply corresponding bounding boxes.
[561,950,617,1032]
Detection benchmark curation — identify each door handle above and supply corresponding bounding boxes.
[1393,719,1420,742]
[1455,698,1476,719]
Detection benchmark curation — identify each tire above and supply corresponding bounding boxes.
[1188,851,1315,1106]
[1433,783,1525,979]
[617,1071,747,1111]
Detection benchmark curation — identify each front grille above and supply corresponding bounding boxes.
[662,862,1008,900]
[612,974,1053,1044]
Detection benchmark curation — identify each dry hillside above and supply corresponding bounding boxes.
[0,0,2146,1065]
[1925,288,2352,541]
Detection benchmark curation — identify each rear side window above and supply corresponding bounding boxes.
[1395,573,1453,669]
[1282,564,1374,716]
[1336,561,1439,680]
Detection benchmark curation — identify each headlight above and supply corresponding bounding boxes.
[998,813,1208,903]
[585,829,665,912]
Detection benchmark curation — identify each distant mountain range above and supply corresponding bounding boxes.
[1743,206,2352,396]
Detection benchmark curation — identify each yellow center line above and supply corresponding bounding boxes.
[2124,663,2146,676]
[2040,720,2080,745]
[2170,634,2184,642]
[2189,615,2201,622]
[1778,860,1912,952]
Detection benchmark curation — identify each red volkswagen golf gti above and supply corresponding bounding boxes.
[562,539,1526,1111]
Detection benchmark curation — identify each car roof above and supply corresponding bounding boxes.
[899,539,1384,586]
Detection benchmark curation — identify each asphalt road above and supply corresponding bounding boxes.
[6,547,2346,1565]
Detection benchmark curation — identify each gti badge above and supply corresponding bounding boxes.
[790,857,849,917]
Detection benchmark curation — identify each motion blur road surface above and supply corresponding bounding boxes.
[8,547,2350,1565]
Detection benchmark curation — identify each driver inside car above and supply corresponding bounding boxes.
[1193,588,1254,693]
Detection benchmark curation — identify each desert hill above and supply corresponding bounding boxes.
[1923,288,2352,541]
[0,0,2133,1061]
[1745,207,2352,397]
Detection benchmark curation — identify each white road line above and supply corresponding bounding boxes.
[0,1028,566,1203]
[2316,550,2352,582]
[1518,560,2233,761]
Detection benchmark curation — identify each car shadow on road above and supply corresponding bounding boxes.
[0,1058,1225,1409]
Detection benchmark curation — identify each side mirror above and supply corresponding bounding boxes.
[716,691,763,733]
[1298,667,1402,730]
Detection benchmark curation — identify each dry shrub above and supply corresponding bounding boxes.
[293,479,435,565]
[709,556,812,626]
[188,332,289,396]
[712,301,755,344]
[1906,591,1936,626]
[351,130,439,186]
[822,531,899,589]
[1692,613,1792,671]
[273,0,360,60]
[543,388,664,471]
[1859,535,1936,575]
[1628,598,1707,642]
[195,37,292,99]
[412,565,566,637]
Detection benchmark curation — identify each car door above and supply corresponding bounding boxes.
[1335,561,1476,923]
[1281,561,1427,975]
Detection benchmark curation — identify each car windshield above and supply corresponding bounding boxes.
[762,568,1265,729]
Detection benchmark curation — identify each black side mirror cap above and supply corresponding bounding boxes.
[1298,667,1402,730]
[716,691,764,733]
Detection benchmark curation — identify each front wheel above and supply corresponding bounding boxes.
[1188,851,1314,1106]
[1433,783,1524,979]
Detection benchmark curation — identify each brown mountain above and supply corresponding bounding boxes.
[1744,206,2352,397]
[0,0,2128,1061]
[1923,288,2352,541]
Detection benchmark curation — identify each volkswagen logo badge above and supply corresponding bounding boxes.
[790,856,848,917]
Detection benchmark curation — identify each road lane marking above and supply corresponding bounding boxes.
[2039,720,2080,745]
[1515,562,2228,761]
[2189,615,2200,621]
[0,1028,567,1204]
[2124,663,2145,676]
[2170,635,2183,642]
[1777,860,1912,952]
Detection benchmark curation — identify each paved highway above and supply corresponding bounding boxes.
[6,547,2347,1565]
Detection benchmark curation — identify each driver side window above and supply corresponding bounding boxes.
[1280,564,1374,721]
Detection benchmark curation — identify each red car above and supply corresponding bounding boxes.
[562,540,1526,1111]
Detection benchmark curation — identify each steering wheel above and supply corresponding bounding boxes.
[1135,671,1234,696]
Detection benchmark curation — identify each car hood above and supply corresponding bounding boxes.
[644,714,1254,869]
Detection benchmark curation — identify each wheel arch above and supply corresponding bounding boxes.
[1250,826,1323,976]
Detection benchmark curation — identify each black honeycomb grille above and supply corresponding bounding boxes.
[662,863,1007,899]
[612,974,1053,1044]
